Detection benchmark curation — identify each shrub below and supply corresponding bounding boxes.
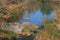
[43,19,60,40]
[0,28,19,39]
[0,6,8,15]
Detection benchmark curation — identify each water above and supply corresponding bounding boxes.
[19,9,55,26]
[18,2,55,40]
[18,9,55,40]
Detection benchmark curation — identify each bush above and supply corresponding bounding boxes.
[0,28,19,39]
[7,7,24,22]
[43,19,60,40]
[0,6,8,15]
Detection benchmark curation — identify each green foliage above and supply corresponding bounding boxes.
[29,0,37,4]
[6,0,18,5]
[7,7,24,22]
[40,3,53,15]
[0,17,4,21]
[0,28,18,39]
[43,19,60,40]
[0,6,3,12]
[0,6,8,15]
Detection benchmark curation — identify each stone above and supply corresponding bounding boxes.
[23,18,30,20]
[22,22,31,26]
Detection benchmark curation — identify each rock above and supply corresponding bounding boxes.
[1,22,39,35]
[19,24,39,36]
[22,22,31,26]
[2,23,24,33]
[23,18,30,20]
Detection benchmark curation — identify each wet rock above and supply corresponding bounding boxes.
[22,22,32,26]
[19,24,39,36]
[23,18,30,20]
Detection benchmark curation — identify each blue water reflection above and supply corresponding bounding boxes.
[20,9,54,26]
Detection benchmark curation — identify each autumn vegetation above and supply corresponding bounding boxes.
[0,0,60,40]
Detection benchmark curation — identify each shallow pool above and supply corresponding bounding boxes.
[19,9,55,26]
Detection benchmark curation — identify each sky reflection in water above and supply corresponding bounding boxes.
[20,9,54,26]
